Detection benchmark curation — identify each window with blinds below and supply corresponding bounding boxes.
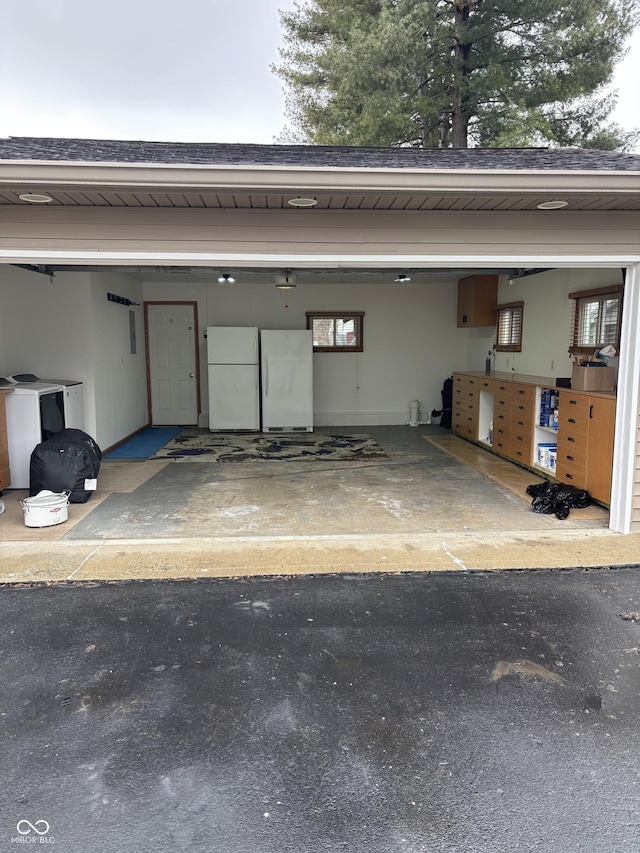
[494,302,524,352]
[568,286,623,355]
[306,312,364,352]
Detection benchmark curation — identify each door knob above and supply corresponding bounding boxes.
[189,373,195,378]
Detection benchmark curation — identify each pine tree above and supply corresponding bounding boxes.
[274,0,639,149]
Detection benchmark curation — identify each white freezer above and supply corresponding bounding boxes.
[206,326,258,365]
[208,364,260,431]
[207,326,260,431]
[260,329,313,432]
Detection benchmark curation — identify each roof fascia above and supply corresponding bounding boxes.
[1,161,640,196]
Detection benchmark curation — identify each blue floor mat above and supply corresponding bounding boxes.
[105,427,184,459]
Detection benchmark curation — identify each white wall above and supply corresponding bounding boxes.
[143,276,471,425]
[493,268,624,379]
[89,272,148,449]
[0,265,148,450]
[142,269,623,425]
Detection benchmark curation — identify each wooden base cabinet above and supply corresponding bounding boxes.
[452,372,616,506]
[556,390,615,504]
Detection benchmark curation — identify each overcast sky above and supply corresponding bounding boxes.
[1,0,638,147]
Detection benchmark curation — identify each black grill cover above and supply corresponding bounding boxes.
[29,429,102,503]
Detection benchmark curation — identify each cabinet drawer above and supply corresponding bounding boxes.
[494,396,512,414]
[494,410,510,429]
[0,465,9,490]
[453,386,479,404]
[559,392,591,417]
[513,385,535,404]
[512,399,534,420]
[492,381,514,397]
[557,432,588,457]
[556,447,587,476]
[453,374,482,391]
[558,411,588,437]
[493,436,511,455]
[454,397,478,415]
[511,430,532,450]
[494,423,510,442]
[510,437,532,465]
[452,412,478,439]
[512,411,533,435]
[556,463,587,489]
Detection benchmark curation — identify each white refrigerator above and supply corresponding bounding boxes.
[207,326,260,431]
[260,329,313,432]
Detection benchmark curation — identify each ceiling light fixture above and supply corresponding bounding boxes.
[217,273,235,284]
[18,193,53,204]
[394,273,411,283]
[275,271,297,289]
[287,197,318,208]
[536,200,568,210]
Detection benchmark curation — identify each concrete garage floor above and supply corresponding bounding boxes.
[2,570,640,852]
[0,426,637,583]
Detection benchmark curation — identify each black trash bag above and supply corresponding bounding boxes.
[526,481,591,520]
[30,429,102,503]
[553,484,591,509]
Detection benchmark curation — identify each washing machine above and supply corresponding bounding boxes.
[2,379,66,489]
[8,374,85,431]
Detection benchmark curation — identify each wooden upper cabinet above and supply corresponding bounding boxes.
[457,275,499,328]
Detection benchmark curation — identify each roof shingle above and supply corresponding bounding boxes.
[1,137,640,171]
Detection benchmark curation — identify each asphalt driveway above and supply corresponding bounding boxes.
[1,568,640,852]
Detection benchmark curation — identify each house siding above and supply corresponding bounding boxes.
[1,208,640,258]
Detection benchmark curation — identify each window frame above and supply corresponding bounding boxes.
[305,312,364,352]
[568,285,623,356]
[494,301,524,352]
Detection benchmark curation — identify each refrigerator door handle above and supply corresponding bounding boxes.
[264,355,268,397]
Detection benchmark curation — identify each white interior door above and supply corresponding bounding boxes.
[147,303,198,425]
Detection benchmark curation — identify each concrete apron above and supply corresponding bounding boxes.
[1,427,637,582]
[1,528,639,584]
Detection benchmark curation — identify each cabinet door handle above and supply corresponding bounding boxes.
[518,389,526,395]
[568,436,576,443]
[567,455,574,461]
[565,473,574,480]
[569,399,578,405]
[518,405,525,410]
[589,404,594,419]
[568,418,576,423]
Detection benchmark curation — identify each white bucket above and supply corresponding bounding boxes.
[20,490,69,528]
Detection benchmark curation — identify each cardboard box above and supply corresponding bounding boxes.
[571,364,615,392]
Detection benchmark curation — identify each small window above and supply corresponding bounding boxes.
[306,312,364,352]
[568,286,623,356]
[494,302,523,352]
